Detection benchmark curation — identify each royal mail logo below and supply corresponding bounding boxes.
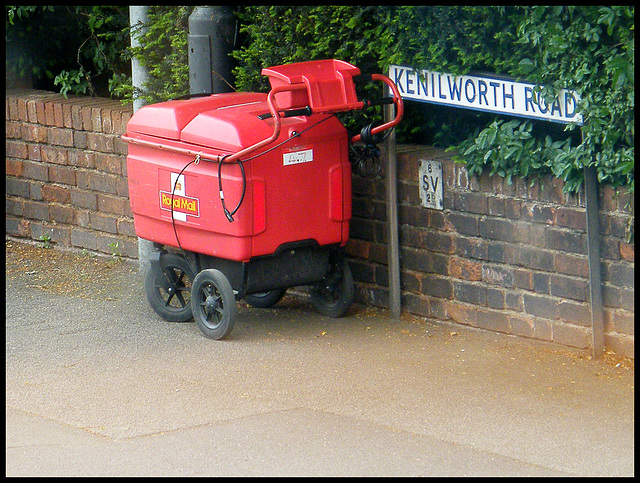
[159,191,200,217]
[159,173,200,221]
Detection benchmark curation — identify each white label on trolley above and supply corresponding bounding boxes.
[283,148,314,166]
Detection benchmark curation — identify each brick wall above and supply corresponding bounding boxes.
[6,89,137,258]
[346,145,634,359]
[5,90,634,358]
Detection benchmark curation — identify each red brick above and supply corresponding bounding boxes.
[71,104,84,130]
[446,300,477,327]
[69,150,94,169]
[601,185,617,211]
[42,184,71,204]
[449,257,482,281]
[117,218,136,237]
[94,152,123,174]
[70,190,98,210]
[47,127,74,147]
[7,95,20,120]
[89,212,118,234]
[23,161,49,182]
[21,123,48,143]
[554,252,589,278]
[28,144,42,161]
[6,139,28,158]
[101,107,114,133]
[555,206,586,230]
[62,102,75,128]
[97,193,129,216]
[49,204,74,224]
[44,100,56,125]
[53,102,64,127]
[17,97,29,121]
[86,132,114,153]
[41,145,68,165]
[48,165,76,185]
[111,108,132,135]
[81,105,94,131]
[619,242,634,262]
[345,238,370,259]
[91,106,104,132]
[6,159,24,177]
[36,100,46,124]
[6,120,22,138]
[24,200,50,221]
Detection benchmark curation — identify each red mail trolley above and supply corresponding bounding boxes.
[122,59,403,339]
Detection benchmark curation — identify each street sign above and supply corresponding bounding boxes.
[390,65,582,125]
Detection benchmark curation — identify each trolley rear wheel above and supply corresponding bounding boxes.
[244,288,287,308]
[310,260,354,318]
[145,252,195,322]
[191,269,237,340]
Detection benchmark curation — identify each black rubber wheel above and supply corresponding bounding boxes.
[145,252,195,322]
[191,269,237,340]
[310,260,355,318]
[244,288,287,308]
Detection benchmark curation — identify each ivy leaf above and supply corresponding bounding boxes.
[518,58,536,75]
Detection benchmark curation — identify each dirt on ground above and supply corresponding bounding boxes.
[5,238,138,300]
[5,236,634,370]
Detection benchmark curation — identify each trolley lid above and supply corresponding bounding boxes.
[126,92,266,141]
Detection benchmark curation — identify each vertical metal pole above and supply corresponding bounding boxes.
[129,6,149,112]
[584,164,605,358]
[129,6,154,273]
[189,6,235,95]
[384,83,401,319]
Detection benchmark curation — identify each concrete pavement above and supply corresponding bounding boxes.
[5,240,634,476]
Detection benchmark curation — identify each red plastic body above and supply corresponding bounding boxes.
[125,91,352,262]
[123,59,403,264]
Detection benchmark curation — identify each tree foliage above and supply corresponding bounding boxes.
[515,6,634,192]
[6,5,130,97]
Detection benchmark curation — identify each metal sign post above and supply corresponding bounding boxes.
[384,83,401,319]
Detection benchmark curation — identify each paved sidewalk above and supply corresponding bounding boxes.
[5,240,634,476]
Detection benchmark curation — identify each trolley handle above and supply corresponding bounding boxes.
[257,105,313,120]
[351,73,404,145]
[361,97,396,107]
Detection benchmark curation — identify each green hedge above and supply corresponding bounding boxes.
[234,6,634,194]
[7,6,633,194]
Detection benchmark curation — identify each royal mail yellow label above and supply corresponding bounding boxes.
[159,191,200,217]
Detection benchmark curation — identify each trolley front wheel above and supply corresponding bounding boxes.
[145,252,195,322]
[191,269,237,340]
